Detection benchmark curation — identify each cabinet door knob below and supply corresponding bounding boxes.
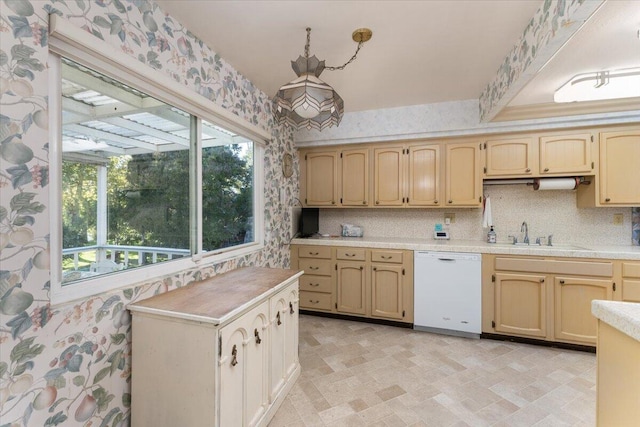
[448,200,453,204]
[605,198,611,202]
[289,302,295,315]
[373,267,377,271]
[540,278,545,283]
[434,200,438,204]
[375,201,379,205]
[559,280,565,285]
[362,201,367,204]
[254,328,262,344]
[525,168,531,173]
[331,201,335,205]
[544,168,549,172]
[230,345,238,366]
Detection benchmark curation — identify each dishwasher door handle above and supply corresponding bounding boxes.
[437,258,456,262]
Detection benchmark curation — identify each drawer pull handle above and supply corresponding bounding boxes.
[231,345,238,366]
[289,302,295,315]
[276,311,282,326]
[309,300,320,304]
[309,266,319,270]
[254,329,262,344]
[345,253,356,257]
[309,252,319,255]
[381,255,392,259]
[310,283,320,287]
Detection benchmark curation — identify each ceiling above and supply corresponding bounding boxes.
[155,0,640,118]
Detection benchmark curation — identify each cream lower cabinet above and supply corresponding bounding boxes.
[621,262,640,302]
[554,276,612,345]
[494,272,547,338]
[291,245,413,324]
[128,268,301,427]
[483,255,616,346]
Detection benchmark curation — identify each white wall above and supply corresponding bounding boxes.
[319,185,633,246]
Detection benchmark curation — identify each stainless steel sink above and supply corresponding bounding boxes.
[492,243,590,250]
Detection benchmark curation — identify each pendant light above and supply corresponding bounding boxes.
[273,27,372,131]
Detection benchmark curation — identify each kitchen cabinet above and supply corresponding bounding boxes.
[494,272,547,338]
[291,244,413,324]
[373,142,479,207]
[484,137,535,177]
[597,130,640,205]
[294,245,334,312]
[553,276,612,345]
[539,133,593,175]
[341,148,369,206]
[371,250,409,321]
[445,142,482,206]
[483,255,616,346]
[128,267,301,427]
[302,150,338,206]
[621,262,640,302]
[577,127,640,207]
[373,146,405,206]
[484,132,594,178]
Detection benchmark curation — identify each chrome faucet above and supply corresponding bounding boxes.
[521,222,529,245]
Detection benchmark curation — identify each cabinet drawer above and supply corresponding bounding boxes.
[298,259,332,276]
[336,248,366,261]
[371,250,403,264]
[299,291,332,310]
[298,246,331,259]
[622,279,640,302]
[299,275,332,293]
[622,263,640,278]
[495,257,612,277]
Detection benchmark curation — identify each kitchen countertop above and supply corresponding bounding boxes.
[128,267,303,325]
[592,300,640,342]
[291,236,640,260]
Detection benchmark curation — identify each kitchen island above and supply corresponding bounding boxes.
[128,267,302,427]
[592,300,640,427]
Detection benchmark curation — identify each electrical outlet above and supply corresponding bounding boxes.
[444,213,456,224]
[613,213,624,225]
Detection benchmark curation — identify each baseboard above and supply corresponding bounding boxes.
[300,310,413,329]
[481,333,596,353]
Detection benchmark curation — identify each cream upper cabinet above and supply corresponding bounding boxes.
[303,150,338,206]
[408,144,440,206]
[340,148,369,206]
[373,146,405,206]
[554,276,613,345]
[539,133,593,175]
[598,130,640,205]
[494,272,548,339]
[446,142,482,206]
[484,137,535,177]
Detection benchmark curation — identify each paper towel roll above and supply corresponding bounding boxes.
[533,178,580,190]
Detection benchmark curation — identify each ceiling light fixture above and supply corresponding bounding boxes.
[554,67,640,103]
[273,27,372,131]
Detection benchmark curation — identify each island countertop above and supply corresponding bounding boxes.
[127,267,302,325]
[592,300,640,342]
[291,236,640,260]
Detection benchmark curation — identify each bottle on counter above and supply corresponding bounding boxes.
[487,226,497,243]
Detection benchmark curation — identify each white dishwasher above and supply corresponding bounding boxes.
[414,251,481,338]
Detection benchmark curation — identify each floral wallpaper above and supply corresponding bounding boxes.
[478,0,604,122]
[0,0,297,425]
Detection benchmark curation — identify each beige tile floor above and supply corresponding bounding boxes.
[269,315,596,427]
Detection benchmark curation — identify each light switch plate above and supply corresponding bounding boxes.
[613,213,623,225]
[444,213,456,224]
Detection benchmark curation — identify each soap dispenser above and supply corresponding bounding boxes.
[487,226,497,244]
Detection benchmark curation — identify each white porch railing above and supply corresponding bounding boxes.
[62,244,190,271]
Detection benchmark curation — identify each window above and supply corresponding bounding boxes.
[49,17,268,303]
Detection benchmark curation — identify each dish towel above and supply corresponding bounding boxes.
[482,196,493,228]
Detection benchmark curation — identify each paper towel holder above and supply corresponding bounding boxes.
[530,177,591,191]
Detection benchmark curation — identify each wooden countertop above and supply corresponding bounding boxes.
[128,267,302,325]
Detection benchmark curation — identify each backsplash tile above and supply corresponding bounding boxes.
[320,185,633,247]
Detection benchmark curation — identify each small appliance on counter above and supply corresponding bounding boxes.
[298,208,319,237]
[433,223,450,240]
[341,223,364,237]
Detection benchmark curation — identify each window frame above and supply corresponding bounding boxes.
[48,15,268,305]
